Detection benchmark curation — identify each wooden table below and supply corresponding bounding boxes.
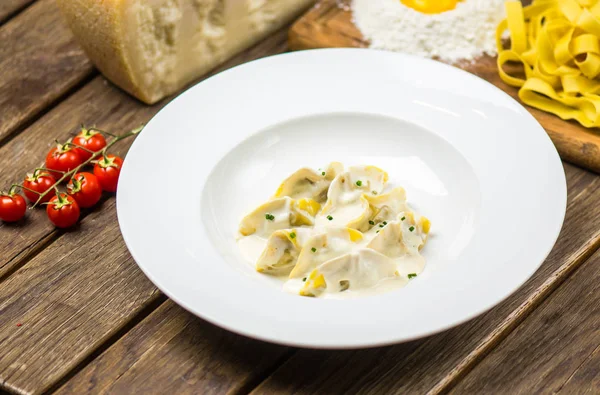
[0,1,599,394]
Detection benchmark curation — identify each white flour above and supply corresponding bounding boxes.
[352,0,506,62]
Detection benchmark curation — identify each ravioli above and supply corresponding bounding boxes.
[366,187,408,223]
[289,227,364,279]
[317,165,388,230]
[256,228,312,274]
[396,211,431,251]
[273,162,343,203]
[299,249,400,297]
[238,197,321,237]
[367,218,427,277]
[237,163,431,299]
[366,221,408,259]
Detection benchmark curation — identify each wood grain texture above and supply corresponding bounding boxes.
[0,0,94,145]
[57,301,291,394]
[0,27,293,395]
[0,76,157,282]
[449,252,600,394]
[288,0,600,174]
[0,15,290,281]
[0,0,35,24]
[251,164,600,395]
[0,197,161,395]
[559,347,600,394]
[0,13,292,280]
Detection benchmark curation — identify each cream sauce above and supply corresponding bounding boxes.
[237,164,430,299]
[323,277,409,300]
[315,202,369,229]
[237,235,268,264]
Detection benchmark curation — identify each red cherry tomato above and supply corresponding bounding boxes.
[45,144,83,180]
[72,127,107,161]
[22,171,56,203]
[93,155,124,193]
[67,172,102,208]
[46,193,80,228]
[0,193,27,222]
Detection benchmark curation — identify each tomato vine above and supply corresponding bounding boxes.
[0,125,143,226]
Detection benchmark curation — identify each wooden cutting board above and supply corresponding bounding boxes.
[288,0,600,174]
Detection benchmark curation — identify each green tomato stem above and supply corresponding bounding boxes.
[64,142,96,154]
[35,167,66,174]
[10,184,38,195]
[29,125,144,208]
[87,127,117,137]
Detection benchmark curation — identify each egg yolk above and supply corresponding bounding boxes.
[401,0,460,14]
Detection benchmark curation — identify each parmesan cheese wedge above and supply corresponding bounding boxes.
[57,0,314,104]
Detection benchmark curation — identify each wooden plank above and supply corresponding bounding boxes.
[251,164,600,394]
[0,20,290,281]
[24,163,600,395]
[0,28,292,395]
[288,0,366,50]
[0,0,35,24]
[56,302,291,394]
[0,197,161,395]
[0,0,94,145]
[559,348,600,394]
[288,0,600,174]
[0,76,155,281]
[449,252,600,394]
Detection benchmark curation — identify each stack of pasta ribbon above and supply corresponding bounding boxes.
[498,0,600,127]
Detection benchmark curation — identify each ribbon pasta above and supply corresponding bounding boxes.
[497,0,600,127]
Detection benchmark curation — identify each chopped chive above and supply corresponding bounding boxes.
[383,221,387,225]
[379,224,384,228]
[356,180,362,186]
[372,191,378,195]
[327,215,333,221]
[408,273,417,279]
[376,230,380,233]
[409,226,415,232]
[369,220,375,225]
[401,216,406,221]
[311,247,317,252]
[321,171,326,176]
[289,232,296,239]
[265,213,275,221]
[303,277,307,281]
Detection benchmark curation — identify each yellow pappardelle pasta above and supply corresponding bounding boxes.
[497,0,600,128]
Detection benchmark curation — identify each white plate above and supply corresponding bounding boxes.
[117,49,566,349]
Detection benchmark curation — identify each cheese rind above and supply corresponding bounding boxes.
[57,0,314,104]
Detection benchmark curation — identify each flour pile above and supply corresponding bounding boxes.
[352,0,506,62]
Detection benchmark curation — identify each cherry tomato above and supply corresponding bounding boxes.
[46,193,80,228]
[0,193,26,222]
[72,127,107,161]
[67,172,102,208]
[22,171,56,203]
[45,144,83,180]
[93,155,124,192]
